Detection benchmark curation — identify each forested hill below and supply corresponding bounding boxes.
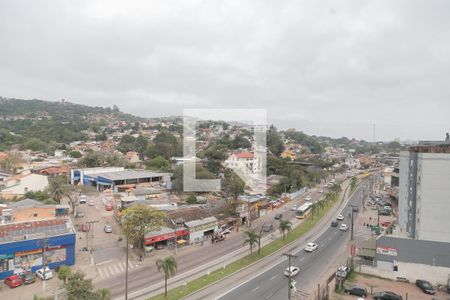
[0,97,141,121]
[0,97,143,151]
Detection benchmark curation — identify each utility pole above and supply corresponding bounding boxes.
[350,206,354,240]
[171,219,178,256]
[125,235,129,300]
[283,252,298,300]
[38,237,49,292]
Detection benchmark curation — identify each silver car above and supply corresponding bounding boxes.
[104,225,113,233]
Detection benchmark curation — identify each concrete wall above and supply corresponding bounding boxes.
[417,153,450,243]
[360,262,450,285]
[376,236,450,268]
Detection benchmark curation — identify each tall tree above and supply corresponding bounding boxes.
[97,288,111,300]
[156,256,177,298]
[350,176,358,192]
[223,171,245,215]
[122,205,165,249]
[243,229,259,255]
[48,175,68,204]
[64,270,98,300]
[279,220,292,240]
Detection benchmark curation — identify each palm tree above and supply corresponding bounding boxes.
[279,220,292,240]
[331,181,342,193]
[324,191,334,203]
[48,176,68,204]
[243,229,259,254]
[97,288,111,300]
[350,176,357,192]
[156,256,177,298]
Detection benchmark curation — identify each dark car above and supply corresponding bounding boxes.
[373,291,403,300]
[344,285,367,297]
[274,213,282,220]
[331,220,339,227]
[352,206,359,212]
[21,272,36,285]
[378,209,392,216]
[416,279,436,295]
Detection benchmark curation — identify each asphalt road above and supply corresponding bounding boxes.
[96,179,336,299]
[218,182,369,300]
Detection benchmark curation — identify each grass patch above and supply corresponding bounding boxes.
[149,198,340,300]
[346,271,358,283]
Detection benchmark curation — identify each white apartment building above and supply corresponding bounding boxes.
[398,142,450,243]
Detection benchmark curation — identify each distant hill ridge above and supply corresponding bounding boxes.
[0,97,142,122]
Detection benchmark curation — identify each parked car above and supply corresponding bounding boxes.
[304,242,318,252]
[4,275,23,288]
[336,266,351,278]
[352,206,359,212]
[75,211,85,218]
[290,205,298,211]
[416,279,436,295]
[284,266,300,277]
[104,224,113,233]
[274,213,283,220]
[211,232,226,243]
[262,223,273,232]
[35,267,53,280]
[372,291,402,300]
[318,190,324,193]
[305,196,312,201]
[336,214,344,221]
[331,220,339,227]
[379,209,392,216]
[220,227,232,234]
[21,272,36,285]
[81,223,91,232]
[344,285,367,297]
[88,199,95,206]
[381,221,392,227]
[339,224,348,231]
[105,203,113,211]
[79,195,87,204]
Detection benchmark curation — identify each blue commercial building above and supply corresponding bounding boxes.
[0,219,76,279]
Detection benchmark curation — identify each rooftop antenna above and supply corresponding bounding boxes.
[372,124,376,143]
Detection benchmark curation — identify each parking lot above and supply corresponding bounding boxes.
[333,273,450,299]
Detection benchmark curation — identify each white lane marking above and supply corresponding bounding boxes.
[270,275,278,280]
[251,286,260,292]
[98,268,106,278]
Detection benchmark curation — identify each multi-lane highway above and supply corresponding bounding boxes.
[217,182,369,300]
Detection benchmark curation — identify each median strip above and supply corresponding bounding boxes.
[148,189,347,300]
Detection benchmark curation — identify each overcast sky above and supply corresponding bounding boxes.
[1,1,449,141]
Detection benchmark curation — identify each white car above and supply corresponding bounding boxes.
[35,267,53,280]
[290,205,298,211]
[340,224,349,231]
[318,190,324,193]
[336,214,345,221]
[284,266,300,277]
[305,196,312,201]
[88,199,95,206]
[304,242,318,252]
[79,195,87,204]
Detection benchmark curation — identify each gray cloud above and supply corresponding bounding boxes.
[1,0,449,141]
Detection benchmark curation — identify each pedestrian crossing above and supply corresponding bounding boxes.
[97,260,139,279]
